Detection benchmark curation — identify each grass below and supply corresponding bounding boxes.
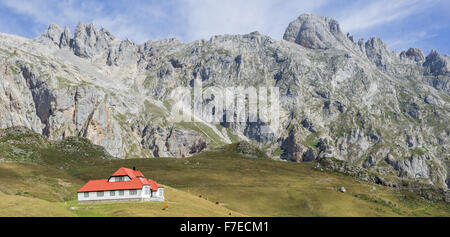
[9,66,19,75]
[143,100,167,118]
[55,76,77,88]
[0,48,17,59]
[0,127,112,167]
[0,128,449,217]
[67,186,245,217]
[0,163,81,202]
[0,192,74,217]
[409,148,426,156]
[176,122,227,148]
[304,133,319,149]
[62,145,450,217]
[0,163,243,217]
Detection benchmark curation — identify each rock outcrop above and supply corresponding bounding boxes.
[0,13,448,189]
[423,50,449,76]
[364,37,398,70]
[400,48,425,62]
[283,13,352,50]
[72,22,116,58]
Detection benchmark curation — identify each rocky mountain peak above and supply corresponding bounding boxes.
[364,37,398,70]
[72,22,116,58]
[400,48,425,62]
[423,49,449,76]
[35,23,72,49]
[283,13,350,50]
[2,13,449,189]
[60,26,71,47]
[45,24,63,40]
[364,37,390,52]
[36,22,121,59]
[36,24,63,46]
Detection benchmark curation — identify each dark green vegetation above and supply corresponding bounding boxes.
[0,126,112,166]
[0,127,449,216]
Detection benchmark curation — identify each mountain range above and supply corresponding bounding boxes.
[0,13,448,189]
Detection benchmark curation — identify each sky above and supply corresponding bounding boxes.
[0,0,448,54]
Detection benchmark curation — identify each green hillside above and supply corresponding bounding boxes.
[0,162,244,217]
[0,127,449,217]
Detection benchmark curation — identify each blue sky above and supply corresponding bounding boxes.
[0,0,448,54]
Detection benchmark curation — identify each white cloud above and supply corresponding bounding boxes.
[385,31,437,53]
[180,0,328,41]
[2,0,92,26]
[1,0,330,42]
[1,0,99,36]
[0,0,171,43]
[337,0,435,33]
[0,0,447,55]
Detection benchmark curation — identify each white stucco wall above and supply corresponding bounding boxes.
[78,189,142,202]
[77,186,165,202]
[148,187,165,202]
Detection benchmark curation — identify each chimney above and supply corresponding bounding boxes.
[133,166,136,171]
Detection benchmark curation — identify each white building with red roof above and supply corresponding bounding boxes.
[77,167,164,203]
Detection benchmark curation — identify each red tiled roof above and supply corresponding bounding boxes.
[77,167,161,192]
[77,178,144,192]
[111,167,137,178]
[148,179,160,191]
[134,170,144,177]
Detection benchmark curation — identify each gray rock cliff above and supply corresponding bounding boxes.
[0,13,448,189]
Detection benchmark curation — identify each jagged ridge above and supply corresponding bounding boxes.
[0,13,448,189]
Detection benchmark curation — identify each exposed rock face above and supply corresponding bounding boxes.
[281,130,306,162]
[400,48,425,62]
[302,148,317,162]
[301,118,316,133]
[0,13,449,188]
[72,22,116,58]
[283,13,352,50]
[385,155,429,178]
[362,156,377,168]
[364,37,398,70]
[423,50,449,76]
[36,24,71,48]
[385,155,447,187]
[317,137,334,159]
[141,126,207,158]
[106,38,137,66]
[36,24,63,46]
[318,157,449,202]
[60,27,71,48]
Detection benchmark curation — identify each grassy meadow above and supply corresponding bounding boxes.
[0,127,449,217]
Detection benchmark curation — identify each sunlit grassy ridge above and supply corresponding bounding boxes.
[0,192,74,217]
[0,162,243,217]
[70,146,450,217]
[67,186,245,217]
[0,128,449,217]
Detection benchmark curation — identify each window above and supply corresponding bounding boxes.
[110,191,115,196]
[119,190,124,196]
[144,186,150,195]
[84,192,89,198]
[118,177,124,182]
[159,189,163,197]
[129,190,137,195]
[97,191,104,197]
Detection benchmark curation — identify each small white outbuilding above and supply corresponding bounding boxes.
[77,167,164,203]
